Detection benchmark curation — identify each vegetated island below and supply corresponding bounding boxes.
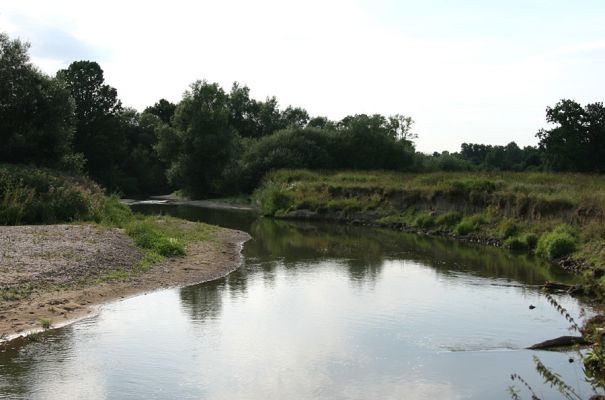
[0,165,249,346]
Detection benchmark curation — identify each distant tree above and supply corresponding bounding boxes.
[537,99,605,172]
[57,61,127,189]
[334,114,415,170]
[228,82,263,138]
[0,33,75,168]
[387,114,416,143]
[158,80,237,197]
[307,116,336,130]
[281,106,309,128]
[144,99,176,125]
[257,96,286,137]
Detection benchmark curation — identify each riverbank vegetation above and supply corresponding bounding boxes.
[255,169,605,272]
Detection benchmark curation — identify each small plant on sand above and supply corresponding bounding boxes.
[40,319,51,329]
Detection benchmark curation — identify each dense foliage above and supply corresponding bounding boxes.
[1,32,604,198]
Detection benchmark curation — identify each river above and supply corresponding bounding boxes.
[0,204,598,399]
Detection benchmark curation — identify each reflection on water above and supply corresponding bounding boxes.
[0,205,599,399]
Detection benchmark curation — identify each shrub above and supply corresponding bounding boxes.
[498,219,519,239]
[413,212,436,228]
[257,184,293,216]
[505,233,538,251]
[435,211,462,226]
[0,164,106,225]
[536,225,577,259]
[98,195,133,227]
[454,214,487,236]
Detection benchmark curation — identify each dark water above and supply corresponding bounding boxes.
[0,205,599,399]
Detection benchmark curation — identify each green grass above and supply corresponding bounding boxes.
[39,319,51,329]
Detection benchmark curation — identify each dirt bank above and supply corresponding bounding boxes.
[0,224,250,344]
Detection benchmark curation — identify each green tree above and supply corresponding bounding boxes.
[57,61,127,189]
[537,99,605,172]
[228,82,263,138]
[281,106,309,128]
[334,114,415,170]
[0,33,75,168]
[158,80,237,197]
[144,99,176,125]
[119,109,171,194]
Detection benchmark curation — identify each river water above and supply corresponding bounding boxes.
[0,205,599,399]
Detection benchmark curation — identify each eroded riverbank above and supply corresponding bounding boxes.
[0,223,249,344]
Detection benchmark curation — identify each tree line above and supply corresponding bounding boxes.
[1,32,604,198]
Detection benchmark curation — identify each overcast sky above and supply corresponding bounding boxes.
[2,0,604,152]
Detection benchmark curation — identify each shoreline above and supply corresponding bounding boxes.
[0,225,250,347]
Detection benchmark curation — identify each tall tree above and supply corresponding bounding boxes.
[537,99,605,172]
[158,80,237,197]
[57,61,126,189]
[144,99,176,125]
[0,33,75,168]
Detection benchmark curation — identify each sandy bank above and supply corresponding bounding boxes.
[0,224,250,345]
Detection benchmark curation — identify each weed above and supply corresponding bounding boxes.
[40,319,51,329]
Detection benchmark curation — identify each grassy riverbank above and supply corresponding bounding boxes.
[255,169,605,279]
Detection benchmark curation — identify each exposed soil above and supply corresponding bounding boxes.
[0,224,250,344]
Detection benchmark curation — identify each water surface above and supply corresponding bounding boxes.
[0,205,598,399]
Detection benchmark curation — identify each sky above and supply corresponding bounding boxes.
[1,0,604,153]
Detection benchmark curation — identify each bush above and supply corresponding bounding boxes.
[498,219,519,239]
[0,164,106,225]
[98,195,133,227]
[257,184,294,216]
[454,214,487,236]
[505,233,538,251]
[413,212,436,228]
[536,225,577,259]
[435,211,462,226]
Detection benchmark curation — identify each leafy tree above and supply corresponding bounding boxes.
[237,127,336,191]
[257,96,287,137]
[537,99,605,172]
[144,99,176,125]
[228,82,263,138]
[158,80,237,197]
[281,106,309,128]
[387,114,416,143]
[334,114,415,170]
[0,33,75,168]
[307,116,336,130]
[57,61,127,189]
[119,109,171,194]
